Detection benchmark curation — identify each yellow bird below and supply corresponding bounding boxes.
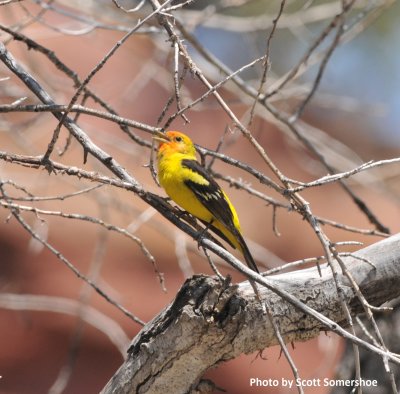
[154,130,259,273]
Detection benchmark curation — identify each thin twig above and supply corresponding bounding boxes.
[248,0,286,127]
[0,186,145,326]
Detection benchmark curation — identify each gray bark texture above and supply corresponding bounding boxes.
[101,234,400,394]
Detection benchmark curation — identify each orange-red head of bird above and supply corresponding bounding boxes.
[153,131,196,158]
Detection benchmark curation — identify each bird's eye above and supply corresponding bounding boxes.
[175,136,182,142]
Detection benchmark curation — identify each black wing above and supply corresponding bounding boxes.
[182,159,259,273]
[181,159,236,230]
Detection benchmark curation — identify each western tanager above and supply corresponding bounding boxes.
[154,130,259,273]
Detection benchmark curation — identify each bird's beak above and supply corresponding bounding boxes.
[152,131,169,143]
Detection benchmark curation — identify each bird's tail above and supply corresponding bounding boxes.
[234,230,260,274]
[240,235,260,274]
[204,220,260,274]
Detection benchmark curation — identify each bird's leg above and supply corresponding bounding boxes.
[159,196,182,214]
[166,202,196,224]
[176,210,199,228]
[195,219,214,249]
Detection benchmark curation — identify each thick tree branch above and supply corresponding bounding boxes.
[101,234,400,394]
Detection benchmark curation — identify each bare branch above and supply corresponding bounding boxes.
[101,235,400,394]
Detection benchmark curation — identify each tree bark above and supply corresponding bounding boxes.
[101,234,400,394]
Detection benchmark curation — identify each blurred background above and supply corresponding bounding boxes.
[0,1,399,393]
